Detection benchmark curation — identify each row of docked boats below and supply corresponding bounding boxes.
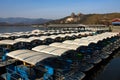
[0,29,94,40]
[0,30,94,69]
[0,31,94,50]
[0,30,120,80]
[0,31,94,55]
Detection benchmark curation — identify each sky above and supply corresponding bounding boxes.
[0,0,120,19]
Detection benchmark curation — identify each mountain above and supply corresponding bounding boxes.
[0,13,119,26]
[0,17,52,25]
[47,12,120,25]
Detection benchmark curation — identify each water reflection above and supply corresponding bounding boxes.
[94,51,120,80]
[84,51,120,80]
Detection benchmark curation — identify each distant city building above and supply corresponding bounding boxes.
[112,18,120,26]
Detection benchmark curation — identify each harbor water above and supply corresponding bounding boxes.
[94,51,120,80]
[0,26,120,80]
[84,50,120,80]
[0,26,44,33]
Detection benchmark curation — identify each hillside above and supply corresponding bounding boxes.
[47,13,120,25]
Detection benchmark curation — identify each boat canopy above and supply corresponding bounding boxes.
[63,32,119,45]
[63,40,90,46]
[39,36,52,41]
[0,35,11,38]
[29,37,41,40]
[49,42,80,50]
[32,45,50,52]
[49,35,57,39]
[32,45,76,56]
[7,50,55,66]
[15,38,33,42]
[57,34,66,38]
[0,40,19,45]
[31,29,42,34]
[63,40,74,44]
[15,37,42,43]
[74,38,99,44]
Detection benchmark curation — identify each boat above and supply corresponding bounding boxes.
[32,45,94,72]
[1,50,85,80]
[0,40,23,68]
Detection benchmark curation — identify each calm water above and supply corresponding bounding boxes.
[0,26,120,80]
[94,51,120,80]
[85,50,120,80]
[0,26,44,33]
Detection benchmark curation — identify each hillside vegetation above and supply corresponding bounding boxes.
[47,13,120,25]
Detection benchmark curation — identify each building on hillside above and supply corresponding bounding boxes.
[112,18,120,26]
[65,13,82,23]
[66,18,74,22]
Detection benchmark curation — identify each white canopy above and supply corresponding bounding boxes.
[32,45,72,56]
[49,35,58,39]
[63,40,92,46]
[0,35,11,38]
[49,42,80,50]
[32,45,50,52]
[63,32,119,45]
[31,29,42,34]
[29,37,41,40]
[15,38,33,42]
[7,50,55,66]
[63,40,75,44]
[0,40,19,45]
[39,36,51,40]
[15,37,42,43]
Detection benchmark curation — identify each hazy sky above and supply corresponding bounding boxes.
[0,0,120,19]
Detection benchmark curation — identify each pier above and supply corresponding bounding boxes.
[32,24,110,32]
